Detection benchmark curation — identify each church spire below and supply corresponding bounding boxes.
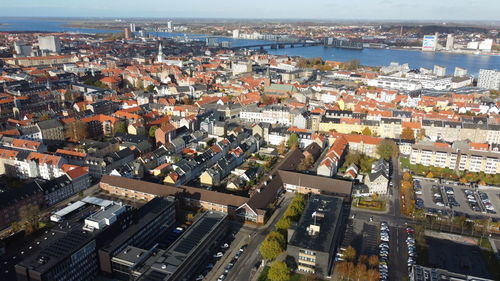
[157,41,164,63]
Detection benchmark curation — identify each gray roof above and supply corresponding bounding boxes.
[37,119,62,130]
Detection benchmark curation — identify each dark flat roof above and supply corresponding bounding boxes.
[289,194,344,253]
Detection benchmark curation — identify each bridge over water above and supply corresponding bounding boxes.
[231,41,322,50]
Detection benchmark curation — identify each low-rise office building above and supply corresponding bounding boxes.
[111,211,227,281]
[287,194,345,278]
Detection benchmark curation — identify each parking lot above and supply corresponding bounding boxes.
[414,179,500,219]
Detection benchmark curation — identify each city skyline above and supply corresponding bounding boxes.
[1,0,500,21]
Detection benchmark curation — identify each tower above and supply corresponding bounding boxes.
[157,42,165,63]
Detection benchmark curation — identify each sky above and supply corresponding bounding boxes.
[1,0,499,21]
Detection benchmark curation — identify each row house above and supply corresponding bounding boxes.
[240,105,291,126]
[317,137,348,177]
[14,152,67,180]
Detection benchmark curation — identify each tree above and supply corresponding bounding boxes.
[354,263,367,281]
[367,269,380,281]
[135,79,144,90]
[335,261,348,280]
[276,216,292,231]
[344,245,357,262]
[343,59,360,70]
[345,262,355,280]
[39,113,49,121]
[65,120,88,142]
[345,152,362,166]
[268,261,290,281]
[259,231,285,260]
[145,84,155,92]
[149,125,158,138]
[362,127,372,136]
[114,121,127,134]
[368,255,379,268]
[401,127,415,140]
[298,154,314,171]
[426,172,434,178]
[277,141,287,155]
[19,204,40,233]
[358,255,368,265]
[287,133,299,150]
[64,90,79,101]
[377,139,398,160]
[417,128,426,140]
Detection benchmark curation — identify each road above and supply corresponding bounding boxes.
[225,193,294,281]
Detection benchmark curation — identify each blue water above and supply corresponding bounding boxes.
[155,32,277,47]
[1,18,499,76]
[267,46,500,76]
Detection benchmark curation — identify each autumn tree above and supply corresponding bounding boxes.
[354,263,367,281]
[362,127,372,136]
[344,245,357,262]
[65,120,88,142]
[149,125,158,138]
[135,79,144,90]
[367,269,380,281]
[335,261,348,280]
[345,262,355,280]
[343,59,360,70]
[377,139,399,160]
[268,261,290,281]
[259,231,285,260]
[367,255,379,268]
[277,141,287,155]
[416,128,426,140]
[297,154,314,171]
[401,127,415,140]
[287,133,299,150]
[358,255,368,265]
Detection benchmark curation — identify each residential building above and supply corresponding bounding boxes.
[478,69,500,90]
[38,36,61,53]
[410,142,500,174]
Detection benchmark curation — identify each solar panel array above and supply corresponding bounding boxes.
[173,218,218,255]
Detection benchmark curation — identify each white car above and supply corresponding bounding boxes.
[213,252,223,258]
[218,275,225,281]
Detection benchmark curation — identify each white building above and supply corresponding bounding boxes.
[478,69,500,90]
[129,23,136,32]
[422,33,438,51]
[445,34,454,50]
[454,67,468,77]
[433,65,446,77]
[479,39,493,51]
[14,41,32,57]
[232,61,252,76]
[38,35,61,53]
[232,29,240,38]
